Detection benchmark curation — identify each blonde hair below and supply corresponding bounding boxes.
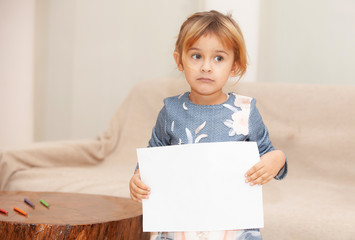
[175,10,248,78]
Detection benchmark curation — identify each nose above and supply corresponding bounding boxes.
[201,60,212,73]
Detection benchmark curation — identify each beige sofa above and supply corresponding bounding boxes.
[1,78,354,239]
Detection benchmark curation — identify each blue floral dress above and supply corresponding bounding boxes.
[145,92,287,240]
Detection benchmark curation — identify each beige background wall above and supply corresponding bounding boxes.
[0,0,354,147]
[0,0,35,148]
[33,0,203,142]
[258,0,355,84]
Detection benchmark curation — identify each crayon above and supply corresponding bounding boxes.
[0,208,8,215]
[14,207,27,216]
[24,198,35,208]
[40,199,50,208]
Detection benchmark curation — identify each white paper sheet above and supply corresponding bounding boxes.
[137,141,263,232]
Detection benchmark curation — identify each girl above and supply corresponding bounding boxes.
[130,10,287,240]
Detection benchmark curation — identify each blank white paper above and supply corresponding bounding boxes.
[137,141,263,232]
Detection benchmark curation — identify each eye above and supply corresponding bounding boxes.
[192,54,201,60]
[214,56,223,62]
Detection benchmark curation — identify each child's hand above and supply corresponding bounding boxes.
[245,150,285,186]
[129,169,151,202]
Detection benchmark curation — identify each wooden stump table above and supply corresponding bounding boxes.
[0,191,150,240]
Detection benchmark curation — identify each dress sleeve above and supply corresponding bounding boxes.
[248,99,288,180]
[135,105,170,172]
[148,105,170,147]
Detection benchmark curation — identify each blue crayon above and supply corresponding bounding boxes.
[24,198,35,208]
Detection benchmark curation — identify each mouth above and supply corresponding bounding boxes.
[197,78,214,82]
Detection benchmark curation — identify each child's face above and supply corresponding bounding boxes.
[174,34,237,104]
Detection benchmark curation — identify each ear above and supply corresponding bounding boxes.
[230,62,239,77]
[173,51,184,71]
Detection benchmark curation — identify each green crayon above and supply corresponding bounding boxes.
[40,199,50,208]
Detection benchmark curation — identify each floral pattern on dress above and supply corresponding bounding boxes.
[185,121,208,144]
[179,100,208,144]
[233,93,252,109]
[223,94,252,136]
[152,229,261,240]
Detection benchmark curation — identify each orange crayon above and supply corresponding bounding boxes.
[14,207,27,216]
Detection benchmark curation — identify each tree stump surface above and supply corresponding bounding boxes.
[0,191,150,240]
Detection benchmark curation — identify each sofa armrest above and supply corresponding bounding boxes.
[0,133,115,190]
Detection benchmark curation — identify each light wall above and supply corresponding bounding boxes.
[258,0,355,84]
[34,0,203,141]
[0,0,35,148]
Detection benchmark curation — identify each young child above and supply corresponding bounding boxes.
[130,10,287,240]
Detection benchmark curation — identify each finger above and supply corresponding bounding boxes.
[132,194,143,203]
[130,185,150,200]
[260,175,274,185]
[133,192,149,201]
[131,183,150,197]
[246,167,265,183]
[130,193,142,203]
[133,175,150,191]
[245,162,263,177]
[251,172,270,186]
[129,176,150,200]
